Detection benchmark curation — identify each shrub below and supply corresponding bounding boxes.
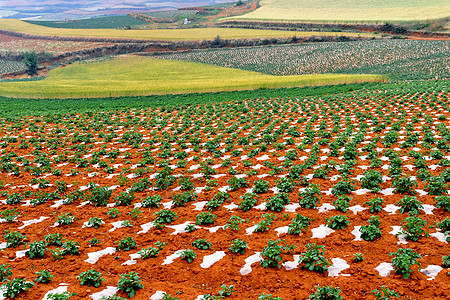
[325,215,350,230]
[1,278,34,298]
[298,243,330,273]
[229,239,248,255]
[117,272,143,298]
[180,249,196,263]
[364,197,384,213]
[396,196,423,215]
[35,270,53,283]
[308,285,343,300]
[78,269,105,287]
[288,214,313,235]
[260,239,295,269]
[116,237,137,251]
[389,248,421,279]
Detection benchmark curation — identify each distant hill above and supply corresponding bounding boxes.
[0,0,238,20]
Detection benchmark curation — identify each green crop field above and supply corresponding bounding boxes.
[231,0,450,22]
[25,16,147,29]
[159,40,450,81]
[0,19,377,41]
[0,56,384,98]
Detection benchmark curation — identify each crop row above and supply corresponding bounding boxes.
[159,40,450,80]
[25,16,147,29]
[0,60,25,75]
[0,79,448,299]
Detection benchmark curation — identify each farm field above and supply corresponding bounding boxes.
[25,16,147,29]
[0,20,379,41]
[0,33,115,56]
[0,60,25,76]
[232,0,450,22]
[0,56,384,98]
[0,79,450,299]
[159,40,450,81]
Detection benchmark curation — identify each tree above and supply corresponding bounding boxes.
[24,51,38,76]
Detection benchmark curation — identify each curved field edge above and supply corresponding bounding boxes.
[0,81,385,118]
[230,0,450,23]
[0,19,378,41]
[0,56,386,99]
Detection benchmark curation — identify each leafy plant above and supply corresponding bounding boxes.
[392,176,417,195]
[425,176,448,195]
[260,239,295,269]
[331,179,355,196]
[254,213,276,233]
[78,269,105,287]
[332,195,351,212]
[308,285,343,300]
[55,212,76,226]
[26,240,46,259]
[154,209,178,227]
[62,240,80,255]
[224,216,245,231]
[298,243,330,273]
[259,293,282,300]
[87,217,103,229]
[229,239,248,255]
[44,233,63,246]
[180,249,196,263]
[364,197,384,213]
[141,195,162,208]
[0,264,12,282]
[238,193,258,211]
[253,180,269,194]
[227,177,249,191]
[371,286,399,300]
[117,272,143,298]
[435,195,450,212]
[361,170,383,192]
[218,284,234,297]
[353,253,364,262]
[0,209,20,222]
[195,212,216,225]
[192,239,212,250]
[389,248,421,279]
[399,216,428,241]
[107,208,121,218]
[325,215,350,230]
[47,292,77,300]
[3,230,26,248]
[299,184,322,208]
[359,216,382,241]
[265,193,290,212]
[116,237,137,251]
[35,270,53,283]
[396,196,423,215]
[287,214,313,235]
[1,278,34,298]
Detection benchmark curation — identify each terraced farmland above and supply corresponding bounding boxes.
[0,60,25,75]
[0,80,449,299]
